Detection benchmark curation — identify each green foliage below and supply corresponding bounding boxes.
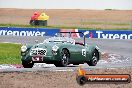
[0,43,22,64]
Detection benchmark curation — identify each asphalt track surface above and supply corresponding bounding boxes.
[0,36,132,72]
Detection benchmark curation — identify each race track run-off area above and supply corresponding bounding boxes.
[0,36,132,72]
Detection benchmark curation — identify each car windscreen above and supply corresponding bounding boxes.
[43,37,75,44]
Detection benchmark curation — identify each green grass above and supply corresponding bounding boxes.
[0,23,79,29]
[0,43,22,64]
[0,23,100,30]
[81,22,130,26]
[0,23,131,30]
[0,24,36,28]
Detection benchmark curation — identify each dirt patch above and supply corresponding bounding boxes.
[0,68,131,88]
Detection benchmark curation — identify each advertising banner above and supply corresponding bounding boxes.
[60,29,132,39]
[79,30,132,39]
[0,27,60,36]
[0,27,132,39]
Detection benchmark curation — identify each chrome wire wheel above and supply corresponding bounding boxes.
[92,53,98,65]
[87,49,99,66]
[54,49,69,67]
[61,49,69,67]
[61,53,68,65]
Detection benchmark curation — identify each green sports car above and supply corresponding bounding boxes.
[21,32,101,68]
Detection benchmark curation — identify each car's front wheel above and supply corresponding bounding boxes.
[22,61,34,68]
[87,49,99,66]
[54,49,69,67]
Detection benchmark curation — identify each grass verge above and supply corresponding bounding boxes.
[0,43,21,64]
[0,23,131,30]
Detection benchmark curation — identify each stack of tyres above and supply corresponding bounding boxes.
[37,13,49,26]
[29,12,49,26]
[30,12,40,26]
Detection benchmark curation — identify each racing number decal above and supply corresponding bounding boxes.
[82,49,86,57]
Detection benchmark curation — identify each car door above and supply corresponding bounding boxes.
[69,44,86,63]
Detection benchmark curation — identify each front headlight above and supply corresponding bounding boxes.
[21,45,27,52]
[52,45,59,55]
[52,45,59,51]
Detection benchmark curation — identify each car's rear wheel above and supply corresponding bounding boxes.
[22,61,34,68]
[54,49,69,67]
[87,49,99,66]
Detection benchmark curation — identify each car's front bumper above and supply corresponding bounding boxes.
[21,55,60,64]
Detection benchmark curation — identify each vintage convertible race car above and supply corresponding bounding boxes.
[21,32,101,68]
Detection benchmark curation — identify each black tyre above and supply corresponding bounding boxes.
[76,76,87,85]
[87,49,99,66]
[22,61,34,68]
[29,20,35,25]
[54,49,69,67]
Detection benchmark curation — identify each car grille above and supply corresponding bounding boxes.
[30,48,47,56]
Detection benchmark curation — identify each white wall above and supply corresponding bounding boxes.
[0,0,132,10]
